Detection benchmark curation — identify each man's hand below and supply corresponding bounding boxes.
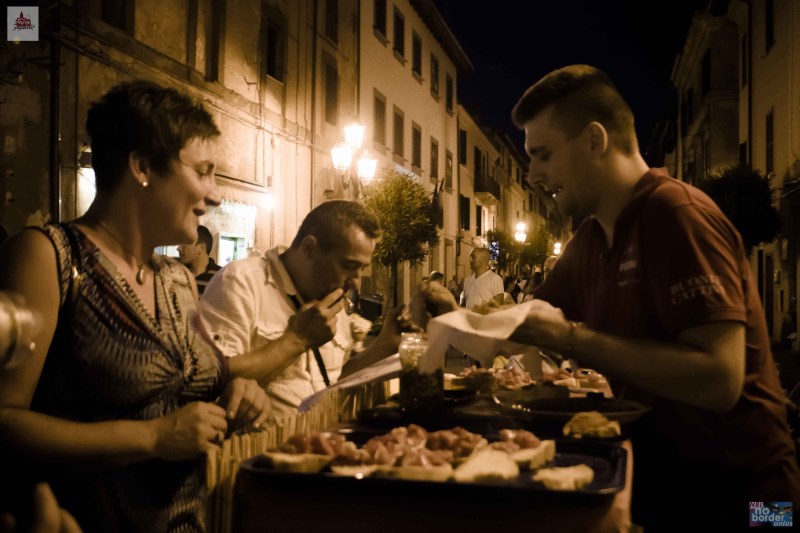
[405,281,459,330]
[286,289,345,349]
[509,303,568,351]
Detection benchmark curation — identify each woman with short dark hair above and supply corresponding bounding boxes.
[0,81,270,532]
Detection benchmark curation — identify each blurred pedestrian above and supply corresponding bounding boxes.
[428,270,445,284]
[178,224,221,294]
[460,248,504,308]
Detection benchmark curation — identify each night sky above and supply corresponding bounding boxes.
[433,0,714,154]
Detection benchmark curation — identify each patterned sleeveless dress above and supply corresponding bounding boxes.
[30,224,227,532]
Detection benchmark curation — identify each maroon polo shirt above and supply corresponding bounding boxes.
[535,169,799,522]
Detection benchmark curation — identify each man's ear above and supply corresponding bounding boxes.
[128,150,152,187]
[585,122,609,156]
[300,235,319,259]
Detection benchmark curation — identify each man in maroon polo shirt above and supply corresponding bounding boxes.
[509,65,799,530]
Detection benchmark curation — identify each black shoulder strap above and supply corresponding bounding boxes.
[52,223,83,335]
[286,293,331,388]
[59,224,82,313]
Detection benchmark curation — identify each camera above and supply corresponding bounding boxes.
[0,291,39,367]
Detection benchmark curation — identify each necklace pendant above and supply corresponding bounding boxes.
[135,264,147,285]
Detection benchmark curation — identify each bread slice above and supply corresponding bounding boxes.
[553,377,580,388]
[373,463,454,482]
[330,465,379,478]
[532,464,594,490]
[262,452,331,473]
[509,440,556,469]
[563,411,621,439]
[453,449,520,483]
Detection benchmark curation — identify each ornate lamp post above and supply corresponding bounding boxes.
[330,122,378,197]
[514,222,527,276]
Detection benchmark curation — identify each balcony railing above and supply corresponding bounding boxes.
[474,175,501,204]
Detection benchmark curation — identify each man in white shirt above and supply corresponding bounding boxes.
[460,247,504,308]
[200,201,402,418]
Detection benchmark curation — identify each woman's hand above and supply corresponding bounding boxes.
[150,401,228,460]
[219,377,271,431]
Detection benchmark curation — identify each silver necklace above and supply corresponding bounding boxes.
[97,222,149,285]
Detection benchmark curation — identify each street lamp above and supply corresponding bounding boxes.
[514,222,527,243]
[514,222,527,276]
[554,241,562,255]
[330,122,378,195]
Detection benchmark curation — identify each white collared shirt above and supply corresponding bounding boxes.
[200,248,352,418]
[462,269,504,308]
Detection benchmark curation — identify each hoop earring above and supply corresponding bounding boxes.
[140,181,149,189]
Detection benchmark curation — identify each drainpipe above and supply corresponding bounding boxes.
[310,0,319,208]
[49,9,61,221]
[734,0,753,164]
[356,0,361,118]
[746,0,752,165]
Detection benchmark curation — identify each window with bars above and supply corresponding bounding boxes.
[373,0,386,37]
[765,0,775,53]
[412,32,422,77]
[412,123,422,169]
[460,195,470,230]
[324,60,338,125]
[393,108,404,157]
[265,20,286,82]
[445,150,453,190]
[324,0,338,43]
[445,74,453,112]
[393,8,405,58]
[740,34,748,88]
[430,54,439,95]
[430,138,439,179]
[766,109,774,174]
[373,91,386,146]
[701,49,710,97]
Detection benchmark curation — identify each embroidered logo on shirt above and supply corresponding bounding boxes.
[617,245,640,287]
[670,274,726,304]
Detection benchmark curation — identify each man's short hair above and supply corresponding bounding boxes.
[428,270,444,283]
[197,225,213,253]
[511,65,637,155]
[86,80,220,193]
[472,248,490,261]
[290,200,381,252]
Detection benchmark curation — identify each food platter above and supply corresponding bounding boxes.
[238,435,626,498]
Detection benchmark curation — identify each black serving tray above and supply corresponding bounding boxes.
[233,431,628,533]
[239,438,625,497]
[499,395,651,425]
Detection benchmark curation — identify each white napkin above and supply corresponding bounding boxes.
[419,299,554,378]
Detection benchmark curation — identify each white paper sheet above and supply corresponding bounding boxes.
[298,353,401,412]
